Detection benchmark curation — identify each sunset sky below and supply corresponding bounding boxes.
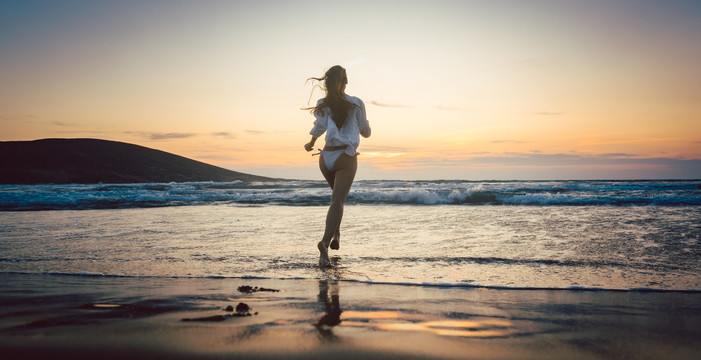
[2,0,700,180]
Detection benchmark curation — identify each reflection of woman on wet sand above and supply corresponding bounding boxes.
[314,280,342,342]
[304,65,371,268]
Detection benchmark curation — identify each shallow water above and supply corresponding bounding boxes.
[1,203,698,290]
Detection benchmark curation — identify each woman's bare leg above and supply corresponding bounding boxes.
[318,153,357,267]
[319,157,341,250]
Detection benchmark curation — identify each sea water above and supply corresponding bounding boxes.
[0,180,699,291]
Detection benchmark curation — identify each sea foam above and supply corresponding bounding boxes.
[1,180,699,210]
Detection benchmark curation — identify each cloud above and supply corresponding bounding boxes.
[363,152,407,158]
[126,131,237,140]
[461,152,649,166]
[211,132,236,138]
[148,132,197,140]
[364,150,701,179]
[362,145,412,152]
[56,129,109,135]
[369,101,471,112]
[245,130,266,135]
[599,153,637,158]
[126,132,197,140]
[369,101,415,109]
[244,129,293,135]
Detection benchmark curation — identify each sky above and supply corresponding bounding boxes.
[1,0,700,180]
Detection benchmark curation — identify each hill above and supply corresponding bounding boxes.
[0,138,276,184]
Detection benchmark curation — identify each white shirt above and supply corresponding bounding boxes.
[309,94,371,156]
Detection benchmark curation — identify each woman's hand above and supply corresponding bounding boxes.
[304,136,317,152]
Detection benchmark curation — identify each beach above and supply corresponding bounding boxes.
[1,180,699,358]
[1,272,699,359]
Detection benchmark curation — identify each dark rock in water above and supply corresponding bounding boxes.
[182,315,229,322]
[183,303,253,322]
[237,285,255,293]
[235,302,249,313]
[258,287,280,292]
[237,285,280,293]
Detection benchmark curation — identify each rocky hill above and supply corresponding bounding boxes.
[0,138,276,184]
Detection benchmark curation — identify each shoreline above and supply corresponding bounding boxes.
[1,272,699,359]
[2,270,699,294]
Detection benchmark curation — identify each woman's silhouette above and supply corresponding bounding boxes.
[304,65,371,267]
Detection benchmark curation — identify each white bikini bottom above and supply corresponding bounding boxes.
[320,149,346,171]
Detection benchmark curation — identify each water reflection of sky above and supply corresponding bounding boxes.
[314,280,529,340]
[340,311,517,338]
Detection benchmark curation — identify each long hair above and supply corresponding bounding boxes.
[304,65,356,129]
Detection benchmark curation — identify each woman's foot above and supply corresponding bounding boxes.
[330,232,340,250]
[318,241,331,268]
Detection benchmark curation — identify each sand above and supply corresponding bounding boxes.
[0,272,699,360]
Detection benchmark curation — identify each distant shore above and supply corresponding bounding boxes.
[0,138,277,184]
[1,272,699,359]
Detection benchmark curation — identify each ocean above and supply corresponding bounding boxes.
[1,180,699,291]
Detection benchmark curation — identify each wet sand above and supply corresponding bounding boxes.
[0,272,699,359]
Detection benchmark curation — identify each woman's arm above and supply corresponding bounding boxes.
[308,105,327,148]
[358,99,371,138]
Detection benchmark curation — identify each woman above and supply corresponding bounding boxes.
[304,65,371,267]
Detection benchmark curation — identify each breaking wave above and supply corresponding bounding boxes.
[1,179,699,211]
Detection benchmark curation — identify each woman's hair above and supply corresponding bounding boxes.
[304,65,356,129]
